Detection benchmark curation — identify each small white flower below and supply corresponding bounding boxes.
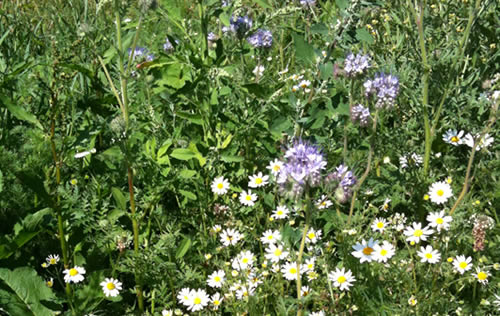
[281,261,301,281]
[351,238,378,263]
[211,176,230,195]
[453,255,473,274]
[162,310,173,316]
[372,241,395,263]
[316,195,332,209]
[219,228,242,247]
[63,266,86,283]
[380,198,391,212]
[371,218,389,233]
[428,181,453,204]
[426,211,452,231]
[328,267,356,291]
[260,229,281,245]
[442,129,464,146]
[239,189,257,206]
[232,250,255,270]
[248,172,269,188]
[472,267,489,285]
[301,285,311,296]
[408,296,417,306]
[46,254,60,265]
[305,228,322,244]
[272,205,289,219]
[403,222,434,244]
[464,133,494,149]
[252,65,265,77]
[207,270,225,288]
[186,289,209,312]
[211,292,223,310]
[310,312,325,316]
[177,287,193,306]
[298,79,311,88]
[417,245,441,264]
[100,278,122,297]
[266,159,284,176]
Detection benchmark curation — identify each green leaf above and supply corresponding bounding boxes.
[179,169,197,179]
[0,95,43,129]
[170,148,196,161]
[175,237,192,259]
[176,111,203,125]
[356,28,374,44]
[188,142,206,167]
[310,23,329,36]
[220,155,244,162]
[252,0,272,9]
[0,267,59,316]
[335,0,348,10]
[0,170,3,193]
[178,189,197,200]
[111,187,127,211]
[293,33,315,65]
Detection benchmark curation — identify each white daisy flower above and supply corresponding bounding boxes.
[211,176,230,195]
[371,218,389,233]
[351,238,379,263]
[416,245,441,264]
[464,133,494,149]
[248,172,269,188]
[372,241,395,263]
[162,310,173,316]
[428,181,453,204]
[403,222,434,244]
[46,254,60,265]
[46,278,54,288]
[212,224,222,233]
[316,195,332,209]
[307,270,319,281]
[453,255,473,274]
[473,267,489,285]
[408,296,417,306]
[492,294,500,308]
[281,261,301,281]
[266,159,284,176]
[291,85,299,92]
[380,198,391,212]
[305,228,322,244]
[310,312,325,316]
[304,257,316,272]
[100,278,122,297]
[239,190,257,206]
[235,285,255,300]
[219,228,242,247]
[328,267,356,291]
[211,292,223,310]
[289,74,303,81]
[442,129,464,146]
[272,205,290,219]
[426,211,452,231]
[252,65,265,77]
[399,153,423,169]
[232,250,254,270]
[301,285,311,296]
[260,229,281,245]
[299,80,311,88]
[207,270,225,288]
[63,266,86,283]
[186,289,209,312]
[177,287,193,306]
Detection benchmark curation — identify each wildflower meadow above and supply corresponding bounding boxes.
[1,0,499,315]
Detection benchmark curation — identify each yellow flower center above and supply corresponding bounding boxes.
[477,271,487,280]
[194,297,201,305]
[413,229,423,237]
[69,268,78,276]
[274,249,282,256]
[106,282,115,290]
[214,300,220,305]
[362,247,374,255]
[246,195,252,201]
[49,258,57,265]
[273,165,280,171]
[46,280,53,287]
[290,267,297,274]
[380,249,388,256]
[437,189,444,197]
[451,136,459,142]
[242,258,249,263]
[255,178,262,184]
[377,222,384,228]
[214,276,221,282]
[217,183,224,189]
[337,276,347,284]
[277,210,283,215]
[307,233,315,239]
[267,235,273,240]
[436,218,444,224]
[425,253,433,259]
[459,262,468,269]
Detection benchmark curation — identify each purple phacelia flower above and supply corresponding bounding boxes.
[300,0,316,6]
[230,15,252,39]
[207,32,217,42]
[344,52,371,77]
[351,104,372,127]
[277,140,327,195]
[247,29,273,48]
[364,72,399,109]
[163,38,174,52]
[331,164,357,189]
[128,47,149,61]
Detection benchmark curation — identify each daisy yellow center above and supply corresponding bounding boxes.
[301,84,306,88]
[214,276,221,282]
[50,258,57,264]
[217,183,224,189]
[273,165,280,171]
[459,262,468,269]
[337,276,347,284]
[242,258,249,263]
[321,202,326,206]
[274,249,282,256]
[437,189,444,197]
[246,195,252,201]
[69,268,78,276]
[383,204,389,210]
[307,233,315,239]
[47,280,53,287]
[362,247,374,255]
[425,253,433,259]
[477,271,487,280]
[380,249,388,256]
[267,235,274,240]
[413,229,423,237]
[277,210,283,215]
[194,297,201,305]
[436,218,444,224]
[290,267,297,274]
[243,291,248,297]
[214,300,220,305]
[106,282,115,290]
[377,222,384,228]
[451,136,459,142]
[255,178,263,184]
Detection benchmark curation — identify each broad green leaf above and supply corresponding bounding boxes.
[293,33,315,65]
[311,23,329,35]
[0,267,58,316]
[0,95,42,129]
[178,189,197,200]
[175,237,192,259]
[170,148,196,161]
[111,187,127,211]
[157,139,173,158]
[188,142,206,167]
[356,28,374,44]
[179,169,197,179]
[220,155,244,162]
[335,0,348,10]
[177,111,203,125]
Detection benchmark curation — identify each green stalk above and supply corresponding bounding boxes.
[296,199,311,316]
[348,110,379,224]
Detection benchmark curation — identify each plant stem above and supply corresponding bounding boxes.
[347,110,379,224]
[296,199,311,316]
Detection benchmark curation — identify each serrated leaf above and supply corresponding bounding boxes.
[178,189,197,200]
[175,237,192,259]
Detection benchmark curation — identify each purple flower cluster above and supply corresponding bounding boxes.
[163,38,174,52]
[351,104,371,127]
[207,32,217,42]
[128,47,154,62]
[300,0,316,6]
[229,15,253,39]
[364,73,399,109]
[247,29,273,48]
[277,140,327,195]
[344,53,371,77]
[327,164,357,203]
